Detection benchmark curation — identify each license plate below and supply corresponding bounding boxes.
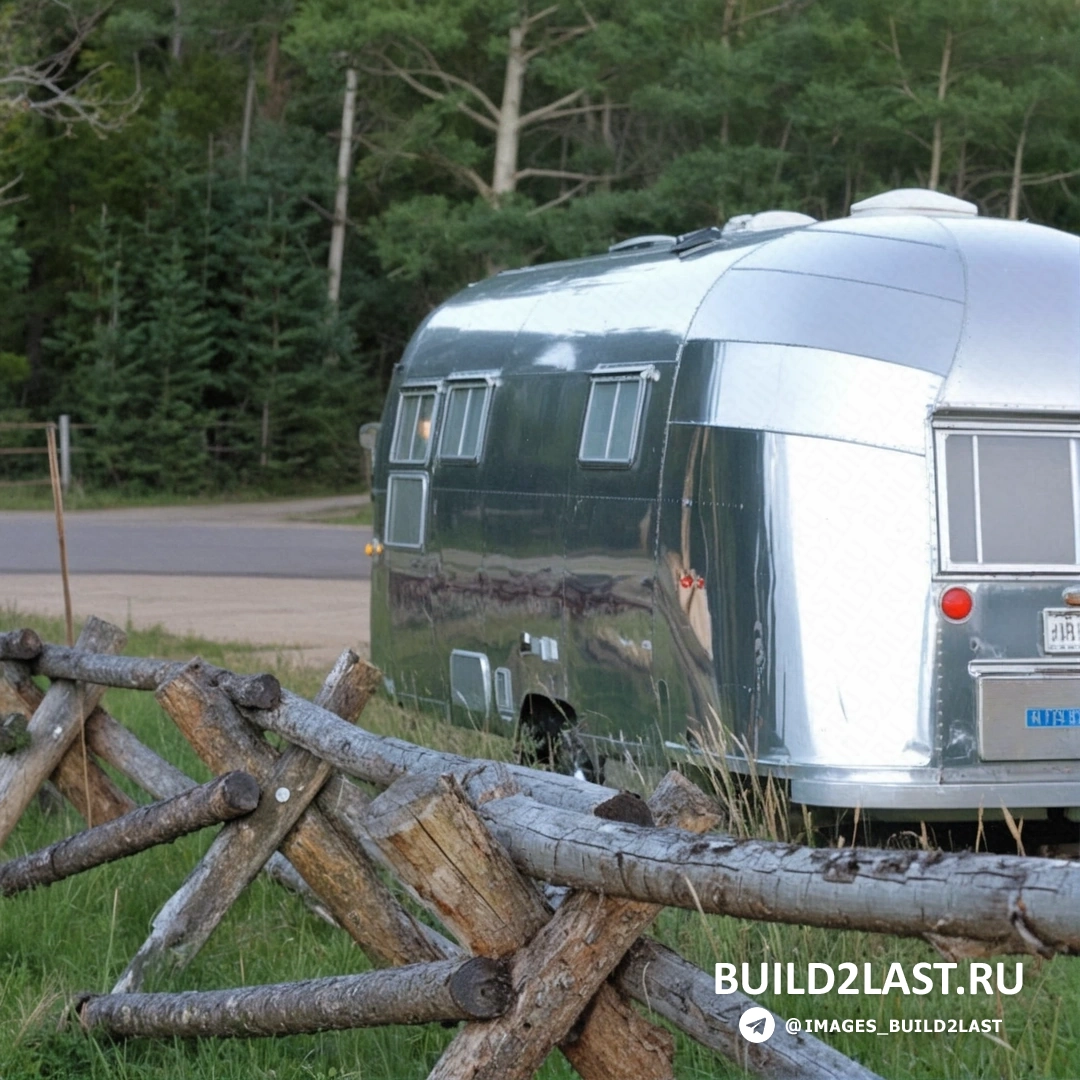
[1043,609,1080,653]
[1027,708,1080,727]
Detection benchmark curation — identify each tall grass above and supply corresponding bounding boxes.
[1,610,1077,1078]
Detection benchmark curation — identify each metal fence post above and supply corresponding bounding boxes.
[59,414,71,492]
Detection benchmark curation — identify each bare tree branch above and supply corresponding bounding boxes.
[0,2,142,136]
[885,17,917,101]
[522,23,594,63]
[355,134,495,203]
[518,87,589,129]
[965,166,1080,187]
[526,179,589,215]
[515,166,617,183]
[360,54,499,132]
[523,4,561,31]
[731,0,810,30]
[404,38,503,120]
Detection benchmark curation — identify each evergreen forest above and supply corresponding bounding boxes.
[3,0,1080,494]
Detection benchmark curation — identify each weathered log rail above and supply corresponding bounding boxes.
[1,622,1076,1079]
[0,771,259,896]
[79,957,512,1038]
[0,637,281,709]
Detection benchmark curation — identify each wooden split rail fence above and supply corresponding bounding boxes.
[2,618,1080,1079]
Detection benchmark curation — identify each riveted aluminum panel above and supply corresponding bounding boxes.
[687,268,964,375]
[762,433,935,768]
[737,226,964,301]
[812,213,957,246]
[405,242,773,381]
[938,219,1080,411]
[522,249,749,339]
[670,341,942,454]
[978,673,1080,761]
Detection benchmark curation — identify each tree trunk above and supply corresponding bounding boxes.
[428,773,719,1080]
[156,657,448,968]
[240,55,257,184]
[1009,106,1033,220]
[492,20,527,200]
[614,939,883,1080]
[260,398,270,468]
[0,771,258,896]
[477,794,1080,957]
[262,32,287,121]
[80,957,511,1039]
[328,67,358,309]
[954,138,967,196]
[170,0,183,61]
[0,618,125,848]
[928,29,952,191]
[3,643,280,708]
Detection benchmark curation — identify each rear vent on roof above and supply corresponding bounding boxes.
[670,226,724,254]
[607,234,676,253]
[849,188,978,218]
[721,210,817,235]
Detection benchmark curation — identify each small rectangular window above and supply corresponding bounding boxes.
[439,382,492,461]
[938,426,1080,570]
[450,650,491,718]
[579,372,649,464]
[391,388,438,464]
[494,667,514,719]
[385,473,428,548]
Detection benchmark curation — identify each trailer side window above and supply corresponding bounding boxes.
[579,374,647,464]
[390,388,438,464]
[439,382,491,462]
[385,473,428,548]
[938,429,1080,568]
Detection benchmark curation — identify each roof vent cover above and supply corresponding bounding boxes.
[722,210,817,235]
[849,188,978,218]
[607,234,676,253]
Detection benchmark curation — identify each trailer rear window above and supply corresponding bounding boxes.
[937,428,1080,569]
[385,473,428,548]
[391,388,438,464]
[579,373,648,464]
[439,382,491,462]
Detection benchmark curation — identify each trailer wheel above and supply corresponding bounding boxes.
[515,694,604,785]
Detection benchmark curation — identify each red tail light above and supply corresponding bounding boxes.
[941,587,973,621]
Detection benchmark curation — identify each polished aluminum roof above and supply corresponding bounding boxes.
[401,191,1080,449]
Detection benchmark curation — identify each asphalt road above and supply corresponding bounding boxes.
[1,501,372,580]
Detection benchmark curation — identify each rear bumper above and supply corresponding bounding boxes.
[663,741,1080,812]
[789,768,1080,812]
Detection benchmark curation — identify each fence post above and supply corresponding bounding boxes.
[58,414,71,492]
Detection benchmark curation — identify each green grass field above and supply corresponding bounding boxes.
[1,611,1077,1079]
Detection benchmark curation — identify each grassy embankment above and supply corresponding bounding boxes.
[0,611,1077,1080]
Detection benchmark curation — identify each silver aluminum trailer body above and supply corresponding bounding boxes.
[369,188,1080,816]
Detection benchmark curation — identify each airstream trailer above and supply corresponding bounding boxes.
[368,187,1080,822]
